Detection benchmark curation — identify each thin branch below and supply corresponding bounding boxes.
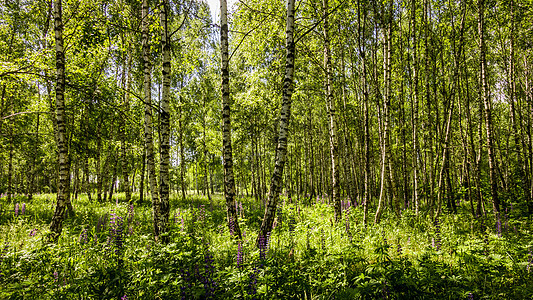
[1,111,52,120]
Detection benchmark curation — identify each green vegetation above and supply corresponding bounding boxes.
[1,193,532,299]
[2,0,533,298]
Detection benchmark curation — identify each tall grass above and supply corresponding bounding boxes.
[0,192,532,299]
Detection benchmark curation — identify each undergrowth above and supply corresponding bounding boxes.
[0,193,532,299]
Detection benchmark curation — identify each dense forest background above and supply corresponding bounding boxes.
[2,0,533,226]
[1,0,533,298]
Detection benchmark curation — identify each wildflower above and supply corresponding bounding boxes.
[229,217,235,236]
[496,214,502,237]
[434,218,441,251]
[248,264,258,297]
[202,246,217,297]
[397,242,402,256]
[321,228,326,250]
[121,295,128,300]
[258,234,267,260]
[53,271,58,282]
[468,292,474,300]
[236,241,243,267]
[115,217,124,266]
[527,249,532,272]
[79,228,88,244]
[21,203,25,215]
[14,203,19,216]
[29,229,38,237]
[199,205,206,222]
[0,243,8,264]
[382,279,389,299]
[127,204,134,224]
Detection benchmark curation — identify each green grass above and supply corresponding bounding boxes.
[0,192,532,299]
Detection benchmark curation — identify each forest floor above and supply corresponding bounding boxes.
[0,192,532,299]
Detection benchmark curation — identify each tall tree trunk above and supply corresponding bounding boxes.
[121,44,132,204]
[221,0,242,239]
[96,126,103,202]
[258,0,296,242]
[49,0,70,242]
[8,94,13,203]
[140,149,146,203]
[357,0,370,225]
[142,0,161,239]
[479,0,500,216]
[159,0,171,243]
[375,5,393,224]
[410,0,420,214]
[323,0,341,222]
[179,97,187,200]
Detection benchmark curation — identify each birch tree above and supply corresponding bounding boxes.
[49,0,70,242]
[221,0,242,239]
[258,0,296,241]
[142,0,161,239]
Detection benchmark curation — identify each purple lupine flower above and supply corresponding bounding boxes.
[248,264,258,297]
[109,210,116,228]
[321,229,326,250]
[236,241,243,267]
[277,207,283,229]
[79,229,88,244]
[527,249,532,272]
[345,211,352,241]
[382,279,389,299]
[199,205,206,222]
[0,243,8,265]
[306,229,310,249]
[181,217,185,231]
[127,204,134,224]
[397,242,402,256]
[53,271,58,282]
[496,214,502,237]
[202,246,217,297]
[121,295,128,300]
[434,218,441,251]
[29,228,38,237]
[258,235,267,260]
[229,217,235,236]
[115,217,124,266]
[468,292,474,300]
[21,203,25,215]
[14,203,19,216]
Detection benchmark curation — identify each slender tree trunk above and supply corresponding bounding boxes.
[357,0,370,225]
[479,0,500,216]
[142,0,161,239]
[49,0,70,242]
[323,0,340,222]
[375,5,393,224]
[179,98,187,200]
[140,149,146,203]
[258,0,296,242]
[159,0,171,243]
[96,126,103,202]
[108,158,117,202]
[410,0,420,214]
[121,45,132,204]
[8,95,13,203]
[221,0,242,239]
